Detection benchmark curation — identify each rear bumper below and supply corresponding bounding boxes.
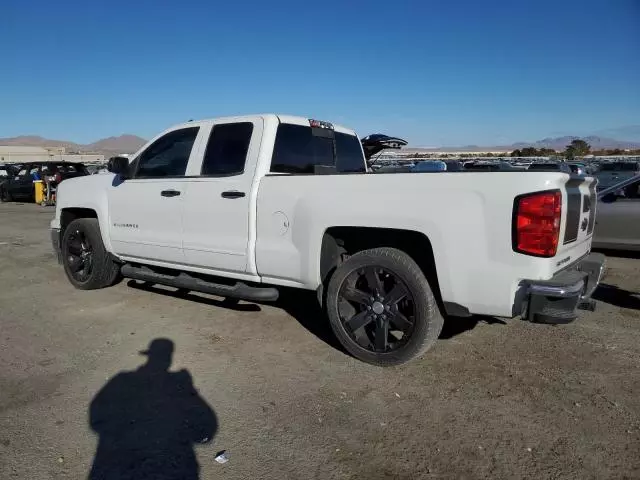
[521,253,605,324]
[51,228,62,264]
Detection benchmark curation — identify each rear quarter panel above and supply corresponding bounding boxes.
[256,172,587,317]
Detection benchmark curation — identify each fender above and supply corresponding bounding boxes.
[54,174,116,255]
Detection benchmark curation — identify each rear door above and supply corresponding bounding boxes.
[181,118,262,275]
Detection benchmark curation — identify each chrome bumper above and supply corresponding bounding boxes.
[523,253,605,324]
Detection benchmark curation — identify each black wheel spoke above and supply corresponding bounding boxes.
[342,287,370,305]
[68,256,84,272]
[67,242,82,256]
[390,311,413,331]
[345,311,373,333]
[364,267,384,295]
[337,263,416,355]
[375,320,389,351]
[385,283,408,305]
[65,230,93,282]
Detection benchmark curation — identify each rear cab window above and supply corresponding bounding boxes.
[270,122,366,174]
[200,123,253,176]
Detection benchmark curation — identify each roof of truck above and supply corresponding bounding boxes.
[175,114,356,136]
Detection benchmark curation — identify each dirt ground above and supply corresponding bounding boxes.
[0,202,639,479]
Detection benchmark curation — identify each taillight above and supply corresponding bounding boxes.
[513,190,562,257]
[55,172,62,183]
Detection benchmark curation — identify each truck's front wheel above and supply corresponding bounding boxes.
[326,247,443,366]
[62,218,121,290]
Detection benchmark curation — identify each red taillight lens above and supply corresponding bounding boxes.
[513,190,562,257]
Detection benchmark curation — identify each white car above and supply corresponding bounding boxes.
[51,114,604,366]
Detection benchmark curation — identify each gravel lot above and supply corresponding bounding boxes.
[1,202,639,479]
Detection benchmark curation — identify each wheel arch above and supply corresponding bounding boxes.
[59,207,116,256]
[320,226,446,311]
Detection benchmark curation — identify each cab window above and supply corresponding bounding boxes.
[200,123,253,176]
[134,127,199,178]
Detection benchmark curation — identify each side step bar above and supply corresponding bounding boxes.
[120,264,279,302]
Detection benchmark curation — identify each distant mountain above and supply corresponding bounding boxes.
[0,134,147,154]
[523,135,640,151]
[0,135,78,149]
[86,135,147,154]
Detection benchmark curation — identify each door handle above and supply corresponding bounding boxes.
[221,191,245,199]
[160,190,181,197]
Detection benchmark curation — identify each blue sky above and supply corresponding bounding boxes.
[2,0,639,146]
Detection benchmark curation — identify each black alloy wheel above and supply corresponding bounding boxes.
[326,247,443,366]
[65,228,94,283]
[338,266,415,353]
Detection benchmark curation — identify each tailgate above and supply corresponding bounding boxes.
[556,175,597,260]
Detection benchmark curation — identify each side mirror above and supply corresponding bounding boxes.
[107,156,130,177]
[601,193,617,204]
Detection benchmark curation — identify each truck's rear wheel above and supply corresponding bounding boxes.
[62,218,121,290]
[326,247,443,366]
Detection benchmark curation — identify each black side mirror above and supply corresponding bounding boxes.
[107,156,130,177]
[601,193,617,204]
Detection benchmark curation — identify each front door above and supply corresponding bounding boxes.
[108,126,203,265]
[181,119,262,275]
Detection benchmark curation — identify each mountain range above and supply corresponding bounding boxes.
[2,132,640,155]
[0,134,147,155]
[456,135,640,151]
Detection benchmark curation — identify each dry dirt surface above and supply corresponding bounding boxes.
[0,202,639,479]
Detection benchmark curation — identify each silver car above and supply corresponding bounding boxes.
[593,174,640,250]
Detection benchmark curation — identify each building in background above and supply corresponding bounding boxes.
[0,145,104,164]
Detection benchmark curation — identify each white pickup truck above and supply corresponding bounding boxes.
[51,114,604,366]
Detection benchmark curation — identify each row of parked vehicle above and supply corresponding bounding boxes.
[0,161,90,203]
[368,155,640,251]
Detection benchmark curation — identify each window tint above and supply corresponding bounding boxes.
[135,127,199,178]
[335,132,366,173]
[271,124,333,173]
[270,124,365,174]
[201,123,253,176]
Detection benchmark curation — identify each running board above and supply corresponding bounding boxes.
[120,264,279,302]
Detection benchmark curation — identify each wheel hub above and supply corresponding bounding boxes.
[371,301,385,315]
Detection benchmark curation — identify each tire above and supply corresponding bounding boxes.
[62,218,121,290]
[326,247,443,366]
[0,187,12,202]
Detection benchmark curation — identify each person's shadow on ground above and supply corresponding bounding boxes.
[88,338,217,480]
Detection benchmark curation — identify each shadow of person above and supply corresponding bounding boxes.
[88,339,217,480]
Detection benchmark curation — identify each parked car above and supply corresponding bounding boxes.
[464,161,516,171]
[568,163,586,175]
[594,161,640,191]
[592,174,640,251]
[528,162,572,173]
[51,114,603,366]
[0,161,89,202]
[411,160,447,172]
